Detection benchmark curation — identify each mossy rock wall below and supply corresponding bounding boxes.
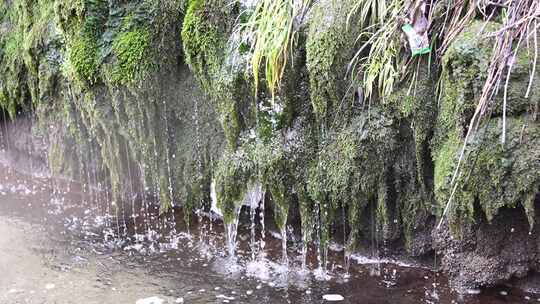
[1,0,539,289]
[434,21,540,232]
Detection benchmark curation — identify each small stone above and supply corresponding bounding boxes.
[306,290,312,295]
[136,297,165,304]
[323,294,345,301]
[256,284,262,290]
[175,298,184,303]
[499,291,508,296]
[214,287,221,291]
[524,296,530,300]
[246,290,253,295]
[45,284,55,290]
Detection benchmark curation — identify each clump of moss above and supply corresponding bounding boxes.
[181,0,223,90]
[434,117,540,232]
[433,21,540,233]
[306,0,358,123]
[306,107,426,252]
[64,0,108,84]
[69,35,100,84]
[214,148,255,223]
[111,27,152,84]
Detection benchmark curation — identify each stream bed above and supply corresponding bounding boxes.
[0,163,538,304]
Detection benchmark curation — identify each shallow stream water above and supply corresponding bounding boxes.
[0,162,538,304]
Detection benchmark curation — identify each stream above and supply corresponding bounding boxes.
[0,162,538,304]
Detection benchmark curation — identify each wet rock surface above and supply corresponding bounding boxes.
[435,203,540,291]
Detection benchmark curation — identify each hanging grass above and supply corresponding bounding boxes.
[346,0,408,102]
[240,0,309,101]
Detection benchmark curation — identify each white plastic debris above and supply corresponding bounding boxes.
[323,294,345,301]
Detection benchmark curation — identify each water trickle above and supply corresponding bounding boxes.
[246,182,264,260]
[225,204,242,258]
[124,140,139,242]
[280,226,288,265]
[160,99,179,236]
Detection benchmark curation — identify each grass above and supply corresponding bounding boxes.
[346,0,408,102]
[240,0,309,101]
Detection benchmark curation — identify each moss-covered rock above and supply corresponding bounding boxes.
[434,20,540,233]
[435,117,540,231]
[306,0,358,124]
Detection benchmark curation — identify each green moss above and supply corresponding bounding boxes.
[433,20,540,233]
[111,27,152,84]
[69,35,100,84]
[306,0,358,123]
[181,0,223,90]
[434,117,540,232]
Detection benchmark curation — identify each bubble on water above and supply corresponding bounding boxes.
[135,296,165,304]
[322,294,344,301]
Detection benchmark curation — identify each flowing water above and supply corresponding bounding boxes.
[0,161,538,304]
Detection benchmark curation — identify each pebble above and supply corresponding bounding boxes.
[214,287,221,291]
[256,284,262,290]
[45,284,55,290]
[306,290,312,295]
[499,291,508,296]
[246,290,253,295]
[525,296,530,300]
[175,298,184,303]
[135,296,165,304]
[323,294,345,301]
